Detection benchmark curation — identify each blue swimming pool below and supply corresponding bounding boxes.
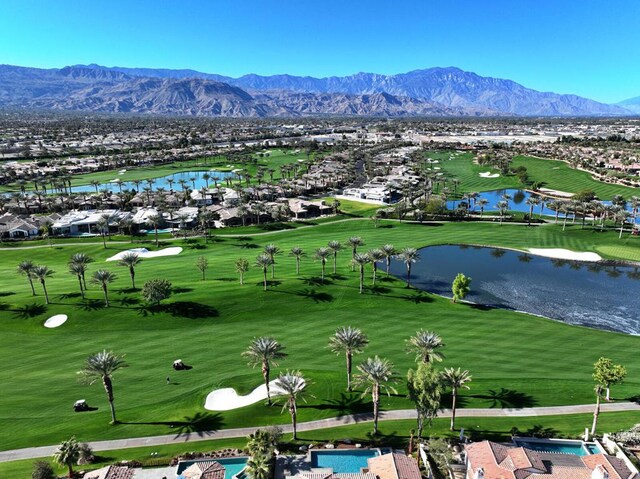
[514,439,601,456]
[310,449,381,473]
[176,456,248,478]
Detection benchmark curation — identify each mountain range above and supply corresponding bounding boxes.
[0,63,634,118]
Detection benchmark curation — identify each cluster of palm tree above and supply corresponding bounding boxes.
[16,260,54,304]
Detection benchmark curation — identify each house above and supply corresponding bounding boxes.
[82,465,134,479]
[465,440,639,479]
[52,210,131,235]
[181,460,226,479]
[0,215,40,238]
[368,452,422,479]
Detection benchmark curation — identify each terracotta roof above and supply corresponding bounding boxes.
[182,460,226,479]
[368,453,421,479]
[83,465,134,479]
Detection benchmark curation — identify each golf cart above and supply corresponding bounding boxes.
[74,399,89,412]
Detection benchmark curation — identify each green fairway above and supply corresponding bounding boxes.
[0,220,639,451]
[431,151,639,200]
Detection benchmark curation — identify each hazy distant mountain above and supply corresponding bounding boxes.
[0,63,632,117]
[617,96,640,114]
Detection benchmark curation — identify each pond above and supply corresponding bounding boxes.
[69,169,235,194]
[388,245,640,334]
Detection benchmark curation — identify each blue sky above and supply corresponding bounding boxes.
[1,0,638,103]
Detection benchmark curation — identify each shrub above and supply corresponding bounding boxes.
[142,279,173,305]
[32,461,55,479]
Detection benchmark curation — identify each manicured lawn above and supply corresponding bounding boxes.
[4,412,640,479]
[0,220,638,451]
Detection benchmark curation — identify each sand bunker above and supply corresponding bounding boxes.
[204,379,306,411]
[528,248,602,262]
[44,314,68,328]
[479,172,500,178]
[106,247,183,262]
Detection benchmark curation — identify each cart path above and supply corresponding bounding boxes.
[2,401,639,462]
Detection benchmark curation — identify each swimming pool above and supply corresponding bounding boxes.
[176,456,248,478]
[513,439,601,456]
[310,449,381,473]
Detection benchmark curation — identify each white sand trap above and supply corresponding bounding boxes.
[528,248,602,262]
[106,247,183,262]
[204,379,306,411]
[479,172,500,178]
[44,314,67,328]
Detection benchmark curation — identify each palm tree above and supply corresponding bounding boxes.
[353,356,398,434]
[328,326,369,391]
[236,257,249,285]
[263,244,281,279]
[53,436,80,478]
[347,236,365,271]
[255,254,273,291]
[352,252,370,294]
[245,453,271,479]
[368,249,385,285]
[289,246,305,276]
[441,367,472,430]
[396,247,420,287]
[275,370,307,439]
[496,200,508,225]
[17,260,36,296]
[69,261,87,298]
[380,244,396,277]
[242,337,287,406]
[591,384,604,436]
[69,253,93,289]
[315,247,331,282]
[77,350,127,424]
[96,215,109,248]
[146,214,162,247]
[91,269,117,307]
[406,330,445,363]
[525,196,537,226]
[33,265,54,304]
[117,252,141,289]
[327,240,343,274]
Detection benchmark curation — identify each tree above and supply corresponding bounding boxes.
[68,261,87,298]
[441,367,472,430]
[96,215,109,248]
[368,249,385,285]
[315,247,331,282]
[396,247,420,287]
[91,269,116,307]
[78,350,127,424]
[289,246,305,276]
[327,240,343,274]
[236,257,249,285]
[352,253,370,294]
[347,236,365,271]
[146,214,162,247]
[593,357,627,401]
[242,337,287,406]
[32,265,54,304]
[381,244,396,277]
[53,436,80,478]
[245,453,271,479]
[407,363,442,439]
[196,256,209,280]
[117,252,141,289]
[451,273,472,303]
[406,330,445,363]
[17,260,36,296]
[69,253,93,289]
[32,460,55,479]
[142,279,172,305]
[591,384,603,437]
[274,370,307,439]
[255,254,274,291]
[353,356,398,434]
[328,326,369,391]
[263,244,281,279]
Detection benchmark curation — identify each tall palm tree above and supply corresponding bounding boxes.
[96,215,109,248]
[353,356,398,434]
[406,330,445,363]
[17,260,36,296]
[117,252,141,289]
[368,249,385,285]
[380,244,396,277]
[255,254,273,291]
[69,253,93,289]
[53,436,80,478]
[289,246,305,276]
[328,326,369,391]
[146,214,162,247]
[77,350,127,424]
[32,265,54,304]
[274,370,307,439]
[327,240,343,274]
[263,244,281,279]
[347,237,365,271]
[91,269,116,307]
[69,261,87,298]
[396,247,420,287]
[236,257,249,285]
[441,367,472,430]
[245,452,271,479]
[242,337,287,406]
[591,384,604,436]
[352,253,370,294]
[315,247,331,282]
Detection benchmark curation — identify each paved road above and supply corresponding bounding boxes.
[2,402,639,462]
